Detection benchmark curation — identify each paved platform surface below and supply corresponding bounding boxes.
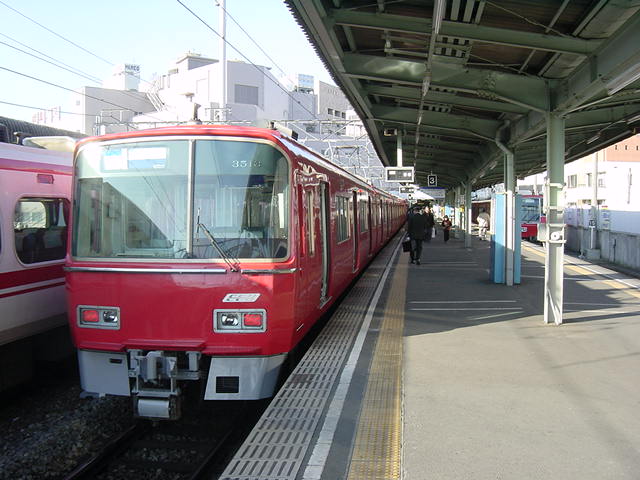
[219,232,640,480]
[402,235,640,479]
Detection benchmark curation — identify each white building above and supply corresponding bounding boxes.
[518,135,640,269]
[34,52,354,137]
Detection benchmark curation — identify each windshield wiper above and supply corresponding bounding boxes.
[195,217,240,273]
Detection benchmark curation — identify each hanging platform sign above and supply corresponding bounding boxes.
[385,166,414,182]
[419,187,446,199]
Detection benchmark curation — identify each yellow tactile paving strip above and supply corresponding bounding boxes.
[347,259,407,480]
[522,244,640,300]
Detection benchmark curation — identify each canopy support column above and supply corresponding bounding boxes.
[464,181,472,249]
[544,114,566,325]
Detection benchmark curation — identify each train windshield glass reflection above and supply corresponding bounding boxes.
[521,197,542,223]
[73,138,289,260]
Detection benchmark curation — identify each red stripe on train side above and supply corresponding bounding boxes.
[0,158,73,176]
[0,264,65,290]
[0,281,65,299]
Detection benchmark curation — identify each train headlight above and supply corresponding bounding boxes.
[220,313,240,327]
[78,306,120,329]
[214,309,266,333]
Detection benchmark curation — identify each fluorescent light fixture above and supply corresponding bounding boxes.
[433,0,446,36]
[626,112,640,124]
[605,63,640,95]
[586,133,601,144]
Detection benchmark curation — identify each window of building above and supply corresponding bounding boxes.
[14,198,68,264]
[567,174,577,188]
[327,108,334,116]
[235,84,259,106]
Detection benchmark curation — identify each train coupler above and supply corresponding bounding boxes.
[128,350,201,420]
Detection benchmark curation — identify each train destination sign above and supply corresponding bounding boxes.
[384,166,415,182]
[399,186,415,194]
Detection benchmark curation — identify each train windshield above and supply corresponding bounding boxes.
[73,138,290,260]
[521,197,541,223]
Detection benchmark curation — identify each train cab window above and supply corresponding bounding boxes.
[193,140,289,260]
[14,198,68,264]
[73,139,289,261]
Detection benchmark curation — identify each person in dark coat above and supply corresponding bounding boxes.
[424,207,436,242]
[441,215,452,242]
[407,207,429,264]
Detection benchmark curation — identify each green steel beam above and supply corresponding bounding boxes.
[342,53,549,111]
[330,9,600,55]
[551,11,640,113]
[364,85,529,114]
[371,104,501,140]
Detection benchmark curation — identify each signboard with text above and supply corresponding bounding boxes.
[419,187,446,199]
[385,167,415,182]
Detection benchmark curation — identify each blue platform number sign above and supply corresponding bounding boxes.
[427,174,438,187]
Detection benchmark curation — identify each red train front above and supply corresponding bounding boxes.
[66,125,405,419]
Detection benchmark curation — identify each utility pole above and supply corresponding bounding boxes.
[217,0,227,122]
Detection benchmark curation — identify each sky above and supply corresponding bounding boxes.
[0,0,335,123]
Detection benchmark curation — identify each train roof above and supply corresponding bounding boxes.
[0,116,85,145]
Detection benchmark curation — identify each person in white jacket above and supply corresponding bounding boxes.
[477,209,490,240]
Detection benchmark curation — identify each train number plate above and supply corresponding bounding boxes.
[222,293,260,303]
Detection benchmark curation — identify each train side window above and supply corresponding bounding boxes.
[359,199,369,233]
[336,196,350,243]
[14,197,69,264]
[306,189,315,256]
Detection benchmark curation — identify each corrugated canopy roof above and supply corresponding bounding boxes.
[286,0,640,190]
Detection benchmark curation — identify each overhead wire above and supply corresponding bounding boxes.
[0,31,102,83]
[175,0,320,121]
[0,0,114,65]
[0,39,104,85]
[0,99,95,115]
[0,66,166,122]
[215,0,296,90]
[0,0,161,102]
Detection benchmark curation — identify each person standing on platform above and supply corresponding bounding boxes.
[424,207,436,242]
[407,207,429,265]
[441,215,452,242]
[477,208,490,240]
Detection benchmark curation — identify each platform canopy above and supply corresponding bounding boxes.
[286,0,640,190]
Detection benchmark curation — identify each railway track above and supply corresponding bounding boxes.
[63,400,266,480]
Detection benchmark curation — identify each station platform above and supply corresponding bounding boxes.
[220,231,640,480]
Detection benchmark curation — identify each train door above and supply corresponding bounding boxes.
[319,182,330,303]
[352,191,359,272]
[368,198,373,255]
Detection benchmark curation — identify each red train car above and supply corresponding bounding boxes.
[520,194,544,241]
[472,195,545,241]
[0,141,72,390]
[65,125,406,419]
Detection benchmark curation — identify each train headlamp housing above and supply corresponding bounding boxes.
[214,309,266,333]
[77,306,120,329]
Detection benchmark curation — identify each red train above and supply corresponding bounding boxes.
[0,141,72,391]
[65,125,406,419]
[472,194,545,241]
